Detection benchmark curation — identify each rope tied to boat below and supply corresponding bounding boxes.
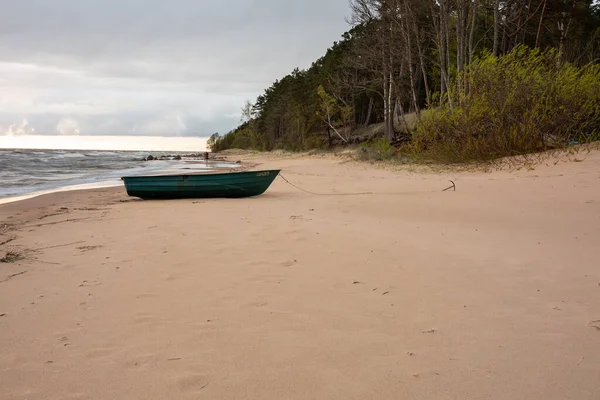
[278,174,457,195]
[278,174,374,196]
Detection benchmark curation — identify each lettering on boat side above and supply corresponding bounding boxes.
[256,172,270,177]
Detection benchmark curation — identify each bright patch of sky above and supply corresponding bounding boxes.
[0,0,350,148]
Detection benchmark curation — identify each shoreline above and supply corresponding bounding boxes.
[1,151,600,399]
[2,144,594,206]
[0,180,124,206]
[0,157,247,206]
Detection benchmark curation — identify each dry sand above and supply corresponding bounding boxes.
[1,151,599,399]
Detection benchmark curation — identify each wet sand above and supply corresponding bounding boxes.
[1,151,599,399]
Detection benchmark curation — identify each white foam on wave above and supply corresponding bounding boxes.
[0,180,124,205]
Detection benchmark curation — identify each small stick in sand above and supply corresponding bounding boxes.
[0,237,16,246]
[21,218,91,229]
[33,241,86,251]
[0,270,27,283]
[27,258,60,265]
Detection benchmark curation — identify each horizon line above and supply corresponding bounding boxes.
[0,135,208,152]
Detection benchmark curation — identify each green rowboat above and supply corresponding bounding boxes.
[121,169,280,199]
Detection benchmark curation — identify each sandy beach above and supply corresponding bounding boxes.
[1,151,599,399]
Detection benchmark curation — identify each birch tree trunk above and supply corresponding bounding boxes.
[493,0,501,56]
[403,0,430,106]
[383,61,391,142]
[401,0,420,116]
[387,67,395,142]
[364,98,373,127]
[468,0,478,66]
[536,0,548,48]
[557,4,575,63]
[441,0,453,110]
[429,0,446,102]
[456,0,469,99]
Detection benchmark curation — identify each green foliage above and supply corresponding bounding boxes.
[303,134,329,150]
[316,85,337,123]
[316,85,353,141]
[210,27,375,152]
[206,132,220,151]
[211,122,256,152]
[358,137,397,161]
[413,46,600,163]
[211,0,600,157]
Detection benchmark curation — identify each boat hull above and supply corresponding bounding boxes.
[122,170,280,199]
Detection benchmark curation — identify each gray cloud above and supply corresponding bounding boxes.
[0,0,350,137]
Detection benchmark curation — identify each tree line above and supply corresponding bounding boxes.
[210,0,600,159]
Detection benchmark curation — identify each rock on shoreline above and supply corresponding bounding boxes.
[142,152,227,162]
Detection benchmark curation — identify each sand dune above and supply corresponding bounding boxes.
[1,151,599,399]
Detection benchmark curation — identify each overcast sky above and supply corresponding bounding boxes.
[0,0,351,138]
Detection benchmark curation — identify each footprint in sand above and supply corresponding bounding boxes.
[176,374,209,393]
[163,273,184,282]
[122,354,157,370]
[63,393,88,400]
[136,293,159,299]
[85,347,118,360]
[133,313,160,325]
[79,279,102,287]
[245,260,265,267]
[246,273,284,285]
[281,260,297,267]
[11,389,43,399]
[293,235,308,242]
[248,301,269,308]
[77,245,103,252]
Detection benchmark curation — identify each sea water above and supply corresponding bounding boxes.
[0,149,234,202]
